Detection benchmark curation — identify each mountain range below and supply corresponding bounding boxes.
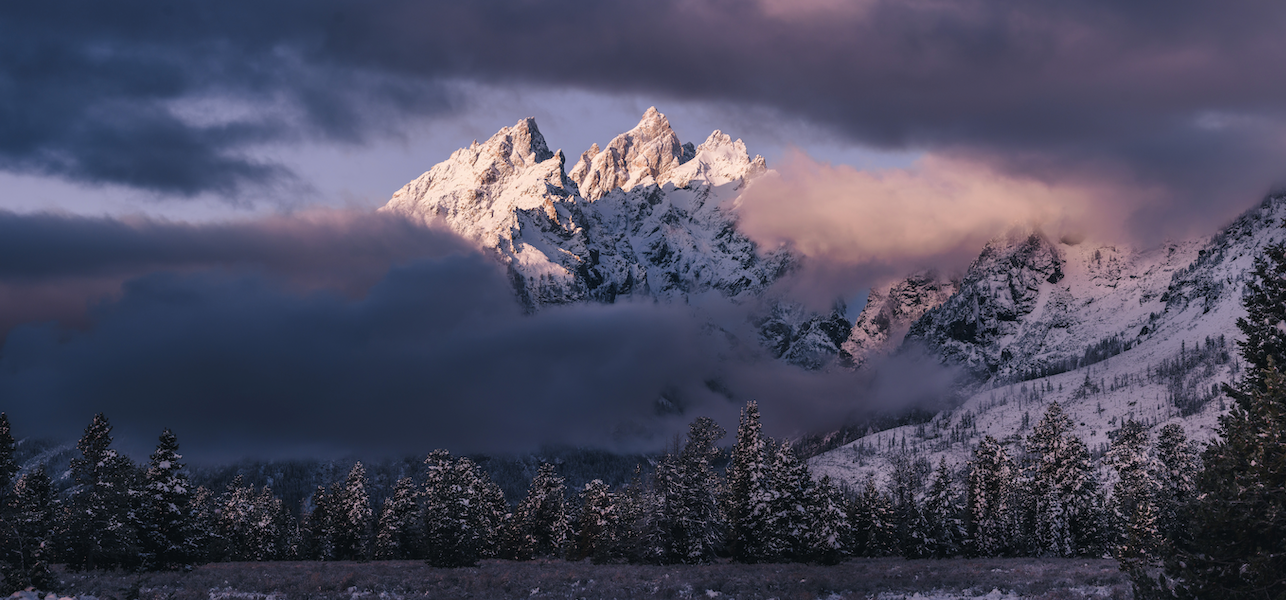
[381,108,1280,486]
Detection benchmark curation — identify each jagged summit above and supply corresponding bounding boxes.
[569,106,695,200]
[380,108,850,367]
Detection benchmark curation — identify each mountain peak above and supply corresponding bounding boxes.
[571,108,691,200]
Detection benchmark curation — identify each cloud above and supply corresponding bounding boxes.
[5,0,1286,227]
[0,211,948,462]
[734,151,1138,287]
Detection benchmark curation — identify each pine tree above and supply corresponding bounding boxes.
[502,463,569,561]
[0,414,16,496]
[60,413,144,570]
[1156,245,1286,598]
[804,475,850,564]
[189,486,219,563]
[571,479,617,563]
[333,462,373,561]
[1153,423,1198,543]
[374,477,423,560]
[647,417,726,564]
[726,402,773,562]
[302,484,338,561]
[763,441,812,562]
[422,450,507,567]
[1,467,54,591]
[1106,419,1161,563]
[889,454,930,559]
[849,475,894,557]
[140,429,197,570]
[922,459,964,558]
[966,435,1017,557]
[214,477,288,562]
[1025,402,1099,557]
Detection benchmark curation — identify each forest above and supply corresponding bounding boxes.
[2,244,1286,600]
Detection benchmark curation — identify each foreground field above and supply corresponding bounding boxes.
[48,558,1131,600]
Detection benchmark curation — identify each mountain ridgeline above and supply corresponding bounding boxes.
[380,108,849,368]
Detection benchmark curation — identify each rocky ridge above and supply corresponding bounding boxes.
[382,108,846,366]
[812,195,1286,487]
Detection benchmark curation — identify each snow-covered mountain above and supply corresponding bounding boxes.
[842,270,958,368]
[381,108,849,366]
[812,195,1286,487]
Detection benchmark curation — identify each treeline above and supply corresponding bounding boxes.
[0,396,1202,594]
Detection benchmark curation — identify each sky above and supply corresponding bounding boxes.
[2,0,1285,461]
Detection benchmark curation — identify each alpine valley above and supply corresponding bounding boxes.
[381,108,1282,484]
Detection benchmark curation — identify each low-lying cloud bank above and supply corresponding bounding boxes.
[0,210,958,461]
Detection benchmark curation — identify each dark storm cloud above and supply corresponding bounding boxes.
[0,209,473,336]
[9,0,1286,226]
[0,211,931,461]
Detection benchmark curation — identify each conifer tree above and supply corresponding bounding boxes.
[302,484,338,560]
[1156,246,1286,598]
[889,454,930,559]
[1,467,54,591]
[804,475,850,564]
[1106,419,1161,563]
[966,435,1017,556]
[189,486,219,563]
[763,441,812,562]
[503,462,569,561]
[1025,402,1099,557]
[1152,423,1198,543]
[0,414,16,497]
[374,477,423,560]
[922,459,964,558]
[571,479,617,563]
[422,450,507,567]
[648,417,726,564]
[333,462,373,561]
[848,475,894,557]
[726,402,773,562]
[60,413,143,570]
[140,429,197,570]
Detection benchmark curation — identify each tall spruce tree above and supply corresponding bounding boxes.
[333,462,373,561]
[60,413,143,570]
[966,435,1017,557]
[922,459,964,558]
[1025,402,1100,557]
[374,477,423,560]
[1106,419,1161,563]
[726,402,773,562]
[848,474,894,557]
[648,417,726,564]
[141,429,197,570]
[1,467,54,591]
[422,451,507,567]
[1153,423,1198,543]
[1157,243,1286,598]
[503,463,569,561]
[571,479,617,563]
[805,475,851,565]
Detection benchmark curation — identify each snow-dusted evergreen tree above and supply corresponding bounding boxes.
[726,401,773,562]
[213,476,289,562]
[848,474,894,557]
[1158,245,1286,598]
[1152,423,1197,544]
[503,462,570,561]
[647,417,727,564]
[422,450,507,567]
[889,454,930,559]
[374,476,423,560]
[302,484,339,560]
[60,413,144,571]
[571,479,617,563]
[189,485,219,563]
[333,462,373,561]
[606,467,648,563]
[0,414,16,497]
[2,467,54,591]
[140,429,197,570]
[804,475,851,564]
[966,435,1017,556]
[1024,402,1100,557]
[1105,419,1161,562]
[922,459,964,558]
[762,441,812,562]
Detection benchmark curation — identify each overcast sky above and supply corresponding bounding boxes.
[2,0,1283,460]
